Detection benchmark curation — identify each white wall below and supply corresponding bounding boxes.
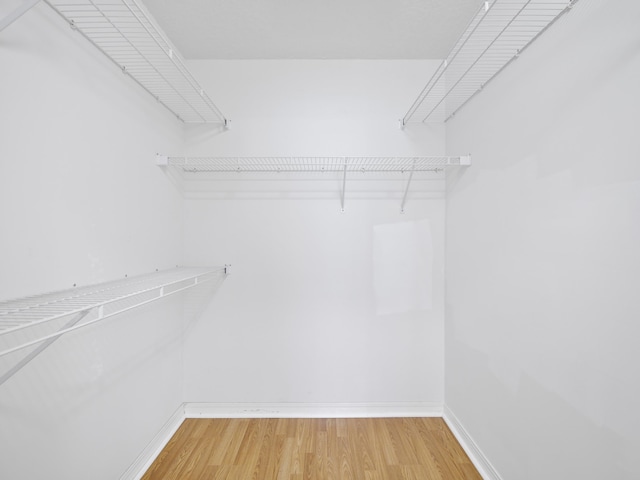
[181,60,447,409]
[0,4,185,479]
[445,0,640,478]
[184,59,444,157]
[183,199,445,408]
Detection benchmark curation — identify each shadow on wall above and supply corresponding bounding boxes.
[445,163,472,196]
[182,274,229,337]
[447,337,638,480]
[183,122,231,150]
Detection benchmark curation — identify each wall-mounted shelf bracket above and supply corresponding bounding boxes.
[400,159,417,214]
[0,0,41,32]
[0,310,88,386]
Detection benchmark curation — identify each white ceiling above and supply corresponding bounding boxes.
[142,0,484,60]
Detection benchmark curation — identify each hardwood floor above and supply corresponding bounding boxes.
[141,417,482,480]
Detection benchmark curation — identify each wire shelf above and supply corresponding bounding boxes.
[158,156,471,211]
[403,0,578,124]
[44,0,228,124]
[0,266,227,357]
[162,156,472,174]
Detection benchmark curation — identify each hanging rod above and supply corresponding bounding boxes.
[41,0,228,125]
[402,0,579,124]
[157,156,472,174]
[0,266,228,358]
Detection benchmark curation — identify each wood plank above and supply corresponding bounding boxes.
[141,418,483,480]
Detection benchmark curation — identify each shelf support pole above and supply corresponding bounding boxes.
[340,158,348,213]
[0,0,41,32]
[400,159,417,214]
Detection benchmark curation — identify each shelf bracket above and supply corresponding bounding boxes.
[0,310,88,387]
[0,0,41,32]
[340,158,348,213]
[400,159,417,214]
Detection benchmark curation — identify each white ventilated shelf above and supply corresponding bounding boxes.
[159,156,471,174]
[157,155,471,212]
[42,0,228,124]
[403,0,578,124]
[0,266,227,358]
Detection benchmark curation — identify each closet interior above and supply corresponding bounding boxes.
[2,0,637,479]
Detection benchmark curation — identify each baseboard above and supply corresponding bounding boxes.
[443,405,503,480]
[120,401,458,479]
[120,403,186,480]
[185,402,443,418]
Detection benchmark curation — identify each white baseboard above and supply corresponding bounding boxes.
[185,402,443,418]
[443,405,502,480]
[123,402,493,480]
[120,403,186,480]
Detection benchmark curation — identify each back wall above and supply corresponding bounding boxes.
[179,60,447,412]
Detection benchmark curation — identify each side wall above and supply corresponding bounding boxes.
[445,1,640,478]
[0,4,185,479]
[181,60,447,412]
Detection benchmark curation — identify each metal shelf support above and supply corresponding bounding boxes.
[400,159,417,214]
[0,311,88,387]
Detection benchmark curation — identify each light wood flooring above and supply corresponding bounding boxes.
[141,417,482,480]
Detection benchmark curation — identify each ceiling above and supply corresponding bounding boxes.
[142,0,484,60]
